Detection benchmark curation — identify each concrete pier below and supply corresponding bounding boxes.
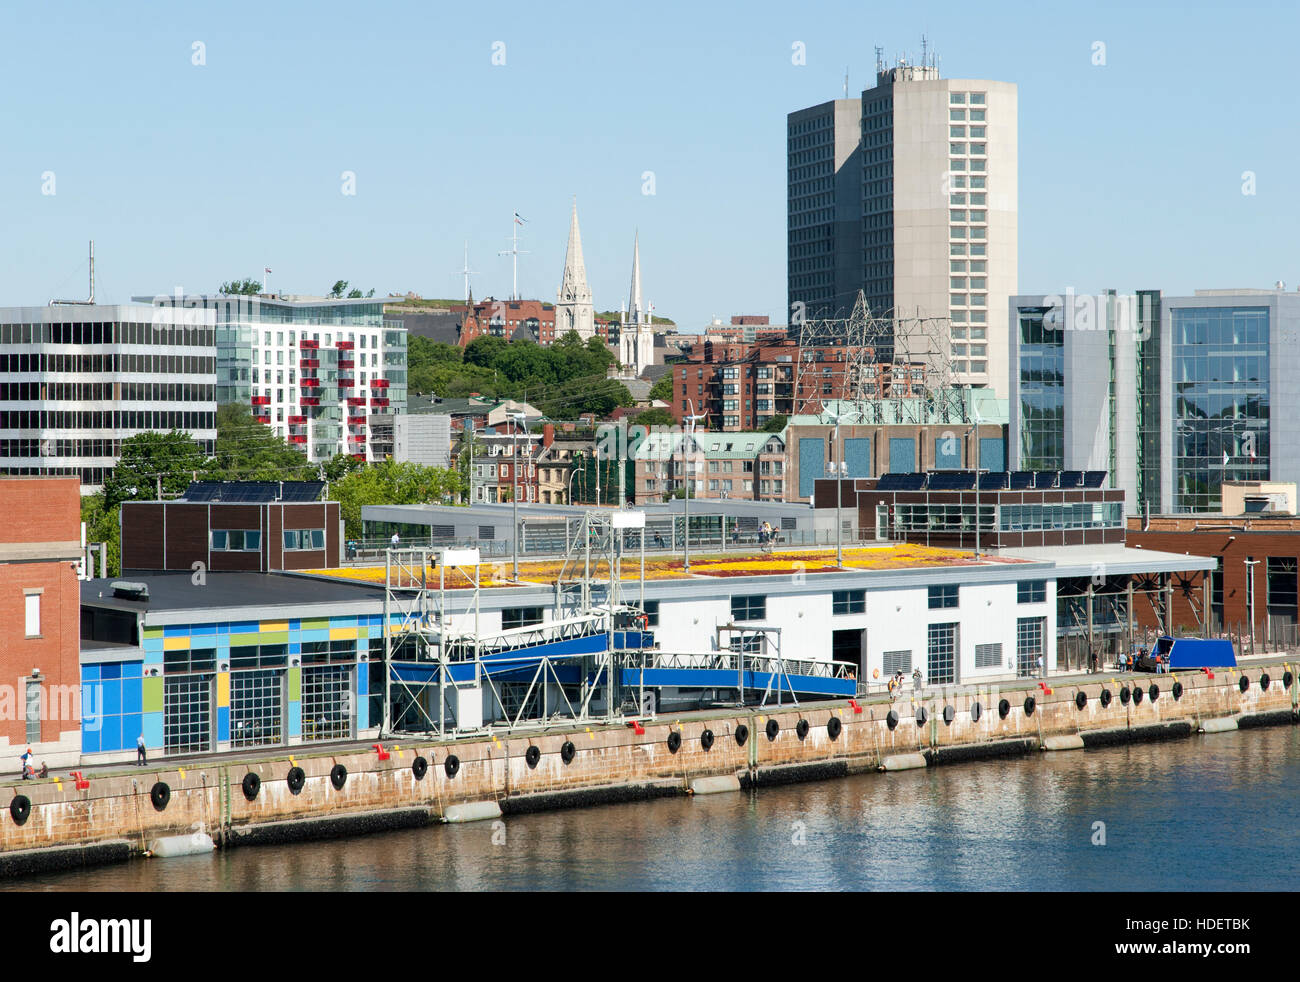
[1,660,1296,876]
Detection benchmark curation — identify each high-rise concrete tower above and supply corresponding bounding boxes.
[619,232,654,375]
[788,54,1018,397]
[555,198,595,340]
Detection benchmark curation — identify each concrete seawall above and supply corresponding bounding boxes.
[1,662,1295,876]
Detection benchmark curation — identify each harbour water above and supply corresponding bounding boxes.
[8,726,1298,892]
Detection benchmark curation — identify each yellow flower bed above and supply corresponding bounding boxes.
[301,543,1020,588]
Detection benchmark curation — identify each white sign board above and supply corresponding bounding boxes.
[440,548,481,567]
[611,510,646,529]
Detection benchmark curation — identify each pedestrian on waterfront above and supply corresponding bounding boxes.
[1088,650,1098,674]
[38,762,47,779]
[136,733,146,766]
[912,667,923,695]
[390,532,400,550]
[1036,654,1044,677]
[654,531,665,548]
[19,747,32,779]
[888,675,897,701]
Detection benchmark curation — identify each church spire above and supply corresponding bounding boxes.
[558,197,591,303]
[627,230,643,324]
[555,197,595,340]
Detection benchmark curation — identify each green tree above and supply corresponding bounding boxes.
[81,492,121,578]
[332,460,466,537]
[634,407,675,428]
[103,431,209,510]
[329,280,349,298]
[648,374,674,403]
[219,278,262,295]
[322,452,366,484]
[210,404,316,481]
[762,414,788,433]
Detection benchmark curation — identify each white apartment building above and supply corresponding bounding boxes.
[0,303,217,491]
[153,295,408,464]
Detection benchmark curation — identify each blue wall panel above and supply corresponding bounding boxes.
[798,437,826,498]
[980,436,1007,472]
[889,437,916,473]
[845,437,871,478]
[934,436,963,470]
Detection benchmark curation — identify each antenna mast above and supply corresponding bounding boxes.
[455,241,480,303]
[499,213,530,301]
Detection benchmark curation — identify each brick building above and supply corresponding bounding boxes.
[454,297,619,348]
[0,477,83,770]
[670,338,922,431]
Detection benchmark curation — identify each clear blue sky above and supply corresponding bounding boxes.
[1,0,1294,329]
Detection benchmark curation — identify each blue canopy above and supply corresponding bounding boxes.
[1157,636,1237,669]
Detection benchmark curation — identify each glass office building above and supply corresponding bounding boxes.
[1014,306,1065,471]
[1171,306,1269,512]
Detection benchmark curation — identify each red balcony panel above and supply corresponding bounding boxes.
[300,397,320,406]
[288,434,307,444]
[370,378,389,389]
[287,415,306,424]
[348,416,367,425]
[346,397,367,407]
[350,452,366,460]
[338,378,355,388]
[299,339,318,349]
[370,397,389,407]
[251,395,270,406]
[254,415,271,424]
[338,359,355,369]
[299,358,319,368]
[300,378,320,388]
[335,341,354,350]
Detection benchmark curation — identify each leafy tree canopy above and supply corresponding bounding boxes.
[332,460,466,537]
[648,374,674,403]
[219,278,262,296]
[762,414,788,433]
[210,404,316,482]
[102,431,209,510]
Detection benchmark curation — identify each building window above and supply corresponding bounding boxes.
[24,592,40,637]
[283,529,327,551]
[502,607,544,630]
[1017,580,1047,604]
[974,642,1002,669]
[832,590,865,615]
[731,595,766,621]
[882,649,912,674]
[927,622,958,685]
[25,679,41,744]
[928,584,959,609]
[643,600,660,626]
[211,529,262,552]
[1016,617,1045,677]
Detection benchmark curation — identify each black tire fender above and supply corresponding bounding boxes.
[795,719,810,740]
[700,728,715,751]
[886,710,899,730]
[970,701,983,722]
[1260,674,1271,691]
[1148,684,1160,702]
[241,772,260,801]
[560,741,576,764]
[330,764,347,790]
[1133,687,1144,705]
[525,745,541,769]
[10,795,30,826]
[1075,691,1088,711]
[1100,688,1113,708]
[1119,686,1131,706]
[286,766,306,795]
[1284,671,1294,689]
[997,698,1011,720]
[916,707,929,726]
[150,781,170,811]
[1240,675,1250,693]
[734,724,749,746]
[942,705,955,725]
[412,756,428,780]
[444,754,460,778]
[1023,696,1036,716]
[666,731,682,754]
[765,718,780,741]
[827,716,842,740]
[1171,682,1183,701]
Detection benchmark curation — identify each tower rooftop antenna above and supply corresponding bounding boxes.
[455,242,481,304]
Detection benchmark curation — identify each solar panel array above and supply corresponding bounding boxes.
[1083,470,1108,488]
[1033,471,1058,489]
[180,481,321,503]
[279,481,325,502]
[1009,471,1035,490]
[1059,470,1084,489]
[979,471,1010,490]
[877,472,927,491]
[182,481,221,502]
[926,470,977,491]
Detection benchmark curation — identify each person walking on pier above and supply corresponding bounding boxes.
[912,666,923,697]
[136,733,147,766]
[19,748,32,779]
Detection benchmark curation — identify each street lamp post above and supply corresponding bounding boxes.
[510,411,528,580]
[1245,558,1259,655]
[682,403,706,573]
